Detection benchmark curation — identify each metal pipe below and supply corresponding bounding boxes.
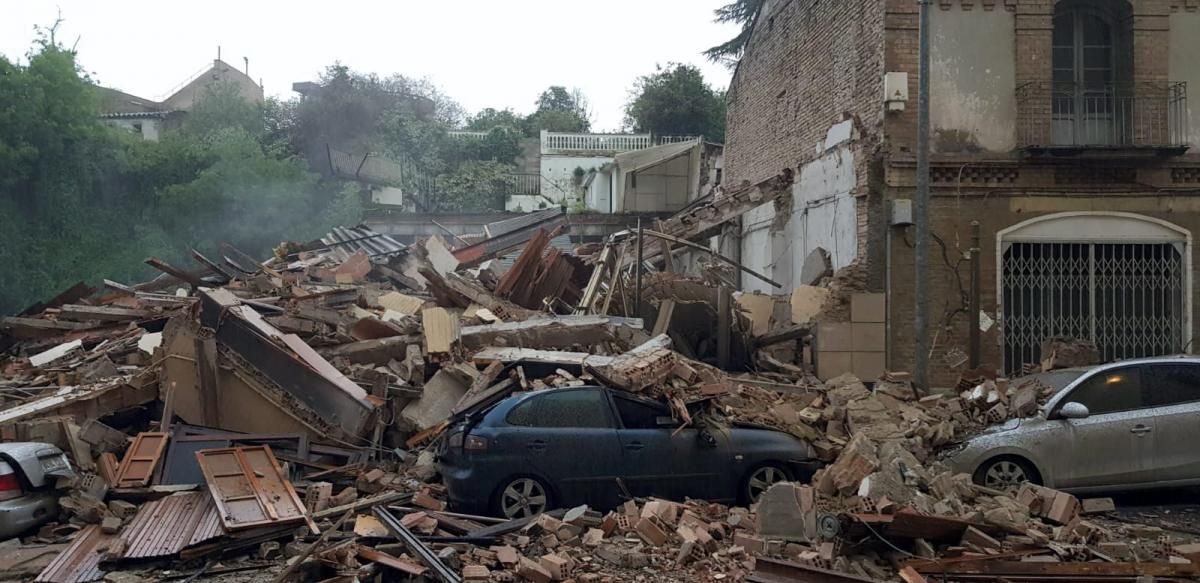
[914,0,933,391]
[640,229,783,288]
[635,217,643,314]
[969,220,981,369]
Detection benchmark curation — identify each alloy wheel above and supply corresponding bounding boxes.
[500,478,548,519]
[747,466,788,502]
[983,460,1028,490]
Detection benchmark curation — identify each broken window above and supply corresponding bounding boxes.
[1061,365,1147,416]
[612,395,668,430]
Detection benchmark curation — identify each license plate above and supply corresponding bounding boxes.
[40,456,67,472]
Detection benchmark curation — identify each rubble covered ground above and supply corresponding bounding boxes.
[0,212,1198,583]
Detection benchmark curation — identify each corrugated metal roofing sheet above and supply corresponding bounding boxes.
[484,208,564,239]
[118,492,224,559]
[35,525,112,583]
[320,225,407,262]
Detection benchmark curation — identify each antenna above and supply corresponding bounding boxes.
[217,46,221,61]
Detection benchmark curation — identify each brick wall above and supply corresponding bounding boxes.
[724,0,886,186]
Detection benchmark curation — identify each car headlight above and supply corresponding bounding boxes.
[937,441,970,458]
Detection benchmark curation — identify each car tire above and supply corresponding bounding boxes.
[493,476,553,519]
[974,456,1040,491]
[742,464,793,504]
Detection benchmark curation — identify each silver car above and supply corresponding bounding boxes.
[945,356,1200,494]
[0,443,74,539]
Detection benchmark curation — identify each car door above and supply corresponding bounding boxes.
[1143,362,1200,484]
[609,392,730,501]
[503,388,624,509]
[1050,364,1157,489]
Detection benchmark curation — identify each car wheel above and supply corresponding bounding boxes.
[496,477,551,519]
[975,457,1039,491]
[745,464,792,503]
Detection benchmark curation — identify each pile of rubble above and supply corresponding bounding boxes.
[0,209,1195,583]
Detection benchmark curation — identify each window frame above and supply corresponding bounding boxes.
[1053,364,1150,418]
[503,388,616,429]
[608,392,675,430]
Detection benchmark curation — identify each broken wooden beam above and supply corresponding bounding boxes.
[190,248,235,282]
[144,257,207,288]
[58,304,151,322]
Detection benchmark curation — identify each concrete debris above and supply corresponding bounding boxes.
[0,222,1184,583]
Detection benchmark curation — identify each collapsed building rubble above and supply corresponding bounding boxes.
[0,207,1195,583]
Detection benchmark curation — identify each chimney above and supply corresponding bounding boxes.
[243,56,249,76]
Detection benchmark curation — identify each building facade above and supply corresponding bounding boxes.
[725,0,1200,385]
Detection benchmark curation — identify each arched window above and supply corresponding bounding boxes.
[1051,0,1133,145]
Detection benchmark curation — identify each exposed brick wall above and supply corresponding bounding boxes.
[724,0,886,186]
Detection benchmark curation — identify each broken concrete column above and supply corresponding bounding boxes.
[755,483,817,542]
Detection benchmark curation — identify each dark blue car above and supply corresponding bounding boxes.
[437,385,819,518]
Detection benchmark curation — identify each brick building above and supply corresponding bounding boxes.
[722,0,1200,385]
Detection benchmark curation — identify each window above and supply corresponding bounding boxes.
[505,389,613,429]
[1144,364,1200,407]
[1050,0,1133,145]
[1060,366,1146,416]
[612,395,671,430]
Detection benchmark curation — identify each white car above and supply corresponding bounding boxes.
[0,443,74,539]
[945,356,1200,494]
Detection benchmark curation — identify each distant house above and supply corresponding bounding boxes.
[96,58,263,141]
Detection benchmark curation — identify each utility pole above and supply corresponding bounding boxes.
[969,221,981,369]
[914,0,933,390]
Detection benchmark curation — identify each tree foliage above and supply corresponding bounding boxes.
[0,35,360,314]
[526,86,591,133]
[704,0,765,68]
[625,63,726,142]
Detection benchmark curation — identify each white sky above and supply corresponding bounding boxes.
[2,1,740,131]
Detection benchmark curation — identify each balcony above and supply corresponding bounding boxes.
[1016,81,1189,157]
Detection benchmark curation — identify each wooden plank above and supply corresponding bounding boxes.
[494,228,553,298]
[145,258,207,288]
[1,316,91,333]
[58,304,150,322]
[422,308,460,355]
[358,548,429,576]
[909,560,1200,577]
[103,280,137,295]
[195,445,312,532]
[190,248,235,282]
[652,300,676,336]
[114,432,169,488]
[717,286,731,369]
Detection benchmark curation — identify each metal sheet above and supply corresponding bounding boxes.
[118,492,223,559]
[35,525,113,583]
[196,446,310,531]
[114,432,169,488]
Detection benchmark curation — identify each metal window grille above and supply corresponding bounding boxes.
[1002,242,1183,373]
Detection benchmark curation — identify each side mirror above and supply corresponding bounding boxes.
[1059,402,1090,420]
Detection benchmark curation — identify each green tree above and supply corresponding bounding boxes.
[625,63,726,142]
[703,0,765,68]
[466,108,525,132]
[526,86,591,133]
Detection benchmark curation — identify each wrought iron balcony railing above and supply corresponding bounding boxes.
[1016,81,1188,151]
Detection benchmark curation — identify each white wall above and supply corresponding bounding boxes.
[740,121,858,293]
[371,186,404,206]
[104,118,162,141]
[585,170,613,213]
[540,155,612,205]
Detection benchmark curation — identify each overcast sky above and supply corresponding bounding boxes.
[2,1,739,131]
